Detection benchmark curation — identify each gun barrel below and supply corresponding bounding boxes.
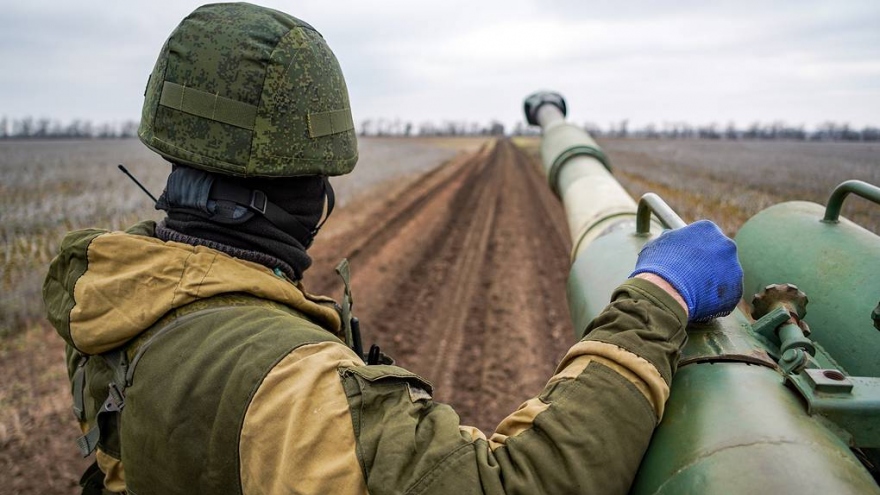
[524,91,880,494]
[526,92,643,260]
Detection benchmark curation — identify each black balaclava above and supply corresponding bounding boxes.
[154,165,332,281]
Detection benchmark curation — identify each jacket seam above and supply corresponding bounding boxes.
[496,360,656,459]
[170,250,195,307]
[69,231,106,352]
[236,338,343,493]
[194,252,218,298]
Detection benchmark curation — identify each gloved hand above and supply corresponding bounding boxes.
[630,220,743,322]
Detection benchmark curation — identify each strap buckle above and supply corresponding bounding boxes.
[249,190,268,214]
[107,383,125,410]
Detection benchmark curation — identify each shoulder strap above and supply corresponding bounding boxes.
[75,348,129,457]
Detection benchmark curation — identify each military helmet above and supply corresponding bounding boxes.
[138,2,358,177]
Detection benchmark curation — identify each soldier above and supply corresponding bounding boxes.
[43,3,742,494]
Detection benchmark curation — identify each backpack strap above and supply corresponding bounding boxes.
[75,348,129,457]
[72,355,89,422]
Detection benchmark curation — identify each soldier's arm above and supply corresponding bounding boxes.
[238,221,740,494]
[233,277,682,494]
[339,276,685,495]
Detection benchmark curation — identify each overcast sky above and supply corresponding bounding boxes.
[1,0,878,131]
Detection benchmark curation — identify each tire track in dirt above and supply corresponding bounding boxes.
[307,144,492,298]
[308,138,574,433]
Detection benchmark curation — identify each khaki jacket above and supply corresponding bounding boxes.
[44,221,687,494]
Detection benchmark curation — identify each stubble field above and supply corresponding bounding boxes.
[1,135,878,493]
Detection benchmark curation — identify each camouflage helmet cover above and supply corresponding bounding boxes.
[138,2,358,177]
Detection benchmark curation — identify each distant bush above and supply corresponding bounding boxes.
[577,120,880,142]
[0,117,138,139]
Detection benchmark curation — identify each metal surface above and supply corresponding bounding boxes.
[750,284,815,360]
[873,302,880,331]
[636,193,686,235]
[632,363,880,495]
[737,200,880,377]
[527,91,662,335]
[530,96,648,261]
[566,223,654,337]
[680,309,777,369]
[788,371,880,448]
[823,180,880,223]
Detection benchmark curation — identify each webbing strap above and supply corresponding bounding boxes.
[159,81,258,130]
[78,460,106,495]
[72,356,88,421]
[210,181,313,242]
[76,424,101,457]
[335,259,354,349]
[102,349,129,392]
[308,108,354,138]
[311,177,335,240]
[210,177,335,248]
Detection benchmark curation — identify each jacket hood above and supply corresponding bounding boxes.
[43,221,341,355]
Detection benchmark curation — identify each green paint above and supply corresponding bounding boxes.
[633,363,880,494]
[737,201,880,377]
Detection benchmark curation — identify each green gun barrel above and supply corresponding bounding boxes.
[523,91,880,494]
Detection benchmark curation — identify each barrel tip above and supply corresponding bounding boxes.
[524,91,567,126]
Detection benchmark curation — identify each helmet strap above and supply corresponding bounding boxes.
[209,180,315,245]
[309,177,335,243]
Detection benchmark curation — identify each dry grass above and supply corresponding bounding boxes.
[0,139,167,338]
[0,136,488,338]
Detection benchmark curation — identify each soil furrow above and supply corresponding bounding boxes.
[307,146,490,297]
[309,138,574,431]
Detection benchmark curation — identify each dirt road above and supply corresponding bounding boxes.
[309,138,575,432]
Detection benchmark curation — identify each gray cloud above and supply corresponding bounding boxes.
[0,0,877,130]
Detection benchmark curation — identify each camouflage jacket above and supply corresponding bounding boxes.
[43,221,687,494]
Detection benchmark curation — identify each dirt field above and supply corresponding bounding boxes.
[2,135,879,493]
[307,139,574,432]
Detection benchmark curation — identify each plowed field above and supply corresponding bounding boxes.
[308,139,574,432]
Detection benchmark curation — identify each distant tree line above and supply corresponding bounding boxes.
[573,119,880,142]
[0,116,139,139]
[362,118,880,141]
[3,115,878,142]
[358,118,506,137]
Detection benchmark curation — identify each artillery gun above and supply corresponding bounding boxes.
[523,91,880,494]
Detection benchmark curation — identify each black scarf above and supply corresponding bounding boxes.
[154,165,329,281]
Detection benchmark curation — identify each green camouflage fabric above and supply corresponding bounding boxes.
[138,2,358,177]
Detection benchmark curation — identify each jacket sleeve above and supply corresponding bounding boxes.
[339,277,687,495]
[238,277,686,494]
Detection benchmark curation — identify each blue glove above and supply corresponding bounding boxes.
[630,220,743,322]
